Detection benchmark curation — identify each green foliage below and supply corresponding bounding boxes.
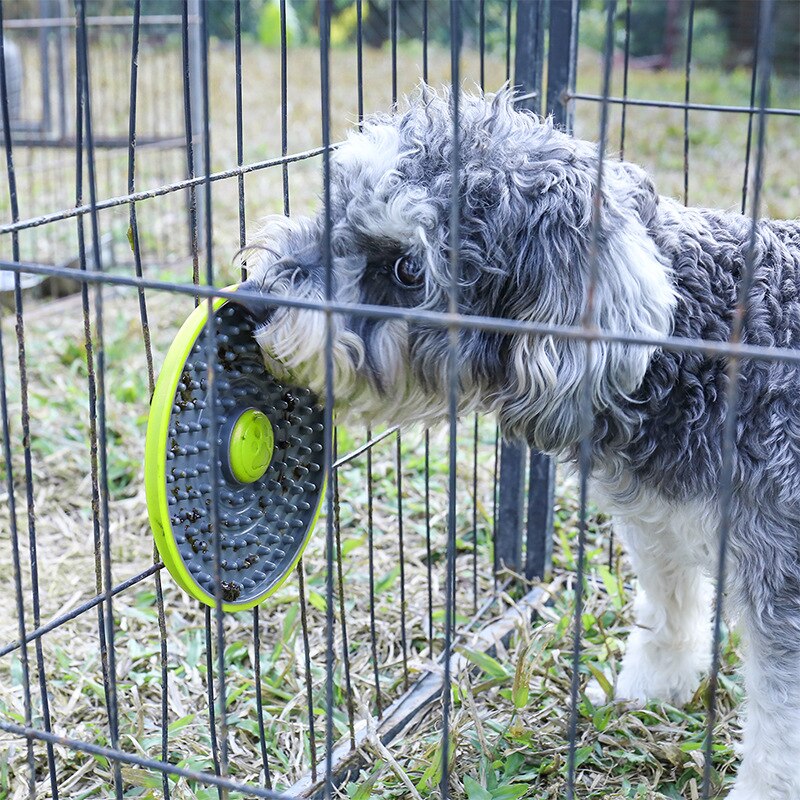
[579,0,732,68]
[82,1,267,39]
[258,0,300,47]
[689,8,730,68]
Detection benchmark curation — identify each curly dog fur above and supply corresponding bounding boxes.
[241,88,800,799]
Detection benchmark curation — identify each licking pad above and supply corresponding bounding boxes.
[145,288,326,611]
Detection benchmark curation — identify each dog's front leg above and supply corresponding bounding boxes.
[728,542,800,800]
[613,514,713,706]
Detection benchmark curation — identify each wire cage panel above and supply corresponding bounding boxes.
[0,1,798,799]
[0,2,539,798]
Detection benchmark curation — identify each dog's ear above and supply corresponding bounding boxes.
[491,159,676,454]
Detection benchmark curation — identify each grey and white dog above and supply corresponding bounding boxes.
[241,89,800,799]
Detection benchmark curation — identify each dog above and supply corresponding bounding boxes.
[239,88,800,799]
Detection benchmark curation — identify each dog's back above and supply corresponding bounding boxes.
[597,201,800,512]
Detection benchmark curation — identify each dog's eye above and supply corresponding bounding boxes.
[393,256,423,289]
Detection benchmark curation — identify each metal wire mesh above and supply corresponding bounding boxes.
[0,1,796,799]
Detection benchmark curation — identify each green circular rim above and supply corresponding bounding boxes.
[144,285,326,612]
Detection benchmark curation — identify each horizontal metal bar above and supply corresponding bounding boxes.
[568,92,800,117]
[2,258,800,367]
[3,120,47,133]
[333,426,399,469]
[6,134,185,150]
[0,144,329,236]
[513,90,539,104]
[0,563,164,658]
[0,719,286,799]
[3,15,195,29]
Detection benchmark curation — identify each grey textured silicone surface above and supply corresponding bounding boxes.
[164,301,325,604]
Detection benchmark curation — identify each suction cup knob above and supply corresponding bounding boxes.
[225,408,274,484]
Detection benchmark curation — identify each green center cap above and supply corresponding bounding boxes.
[228,409,274,483]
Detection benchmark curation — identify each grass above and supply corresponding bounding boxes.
[0,285,505,798]
[0,28,797,800]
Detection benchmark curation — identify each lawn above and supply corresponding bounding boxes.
[0,29,797,800]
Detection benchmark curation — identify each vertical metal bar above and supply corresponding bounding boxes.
[288,2,315,768]
[0,4,59,797]
[491,426,500,591]
[234,0,246,269]
[525,452,555,580]
[741,12,760,215]
[496,441,525,574]
[125,6,169,796]
[390,0,398,108]
[280,0,290,214]
[73,8,114,787]
[56,0,69,140]
[514,0,555,582]
[547,0,580,134]
[441,2,462,796]
[513,0,544,113]
[610,0,633,570]
[297,561,318,781]
[75,2,123,795]
[319,2,336,796]
[702,2,775,795]
[332,445,357,747]
[188,0,206,253]
[356,0,364,124]
[424,429,434,655]
[0,326,36,800]
[204,606,223,800]
[496,0,542,563]
[479,0,485,90]
[544,0,582,608]
[422,0,428,83]
[234,4,269,785]
[38,0,51,134]
[181,0,200,294]
[619,0,632,160]
[366,428,383,711]
[474,0,489,614]
[197,0,230,787]
[396,431,409,688]
[0,23,36,797]
[567,5,614,797]
[421,0,433,657]
[504,0,512,82]
[128,0,155,405]
[683,0,696,206]
[182,2,218,792]
[471,415,479,613]
[252,607,273,790]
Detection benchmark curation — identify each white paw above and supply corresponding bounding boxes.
[614,630,708,707]
[585,677,611,706]
[615,660,699,707]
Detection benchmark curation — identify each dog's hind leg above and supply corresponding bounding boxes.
[727,525,800,800]
[613,506,714,707]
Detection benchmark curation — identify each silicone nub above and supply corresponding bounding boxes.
[228,409,274,483]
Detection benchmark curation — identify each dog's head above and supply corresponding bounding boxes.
[241,88,675,452]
